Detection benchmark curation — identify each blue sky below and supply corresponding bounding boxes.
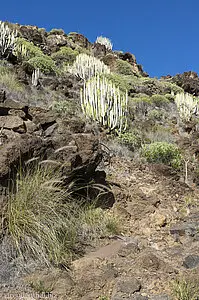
[1,0,199,77]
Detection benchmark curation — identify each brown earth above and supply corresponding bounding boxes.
[1,156,199,299]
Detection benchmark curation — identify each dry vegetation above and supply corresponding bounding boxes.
[5,165,120,268]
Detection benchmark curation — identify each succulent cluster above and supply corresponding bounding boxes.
[0,21,17,58]
[68,52,128,132]
[175,92,198,121]
[80,74,128,132]
[68,53,111,80]
[31,68,40,86]
[95,36,113,51]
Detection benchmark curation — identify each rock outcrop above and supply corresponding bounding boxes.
[0,99,106,209]
[162,71,199,96]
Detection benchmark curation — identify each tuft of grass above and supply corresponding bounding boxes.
[30,279,54,294]
[146,125,175,144]
[79,206,120,241]
[171,278,199,300]
[0,66,24,92]
[7,166,76,266]
[6,165,119,267]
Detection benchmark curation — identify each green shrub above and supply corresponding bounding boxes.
[105,73,130,92]
[132,94,169,106]
[14,37,43,60]
[142,142,182,169]
[52,100,77,115]
[165,93,175,101]
[148,109,164,121]
[49,28,65,35]
[75,46,91,55]
[117,131,142,151]
[151,94,169,105]
[51,46,78,65]
[26,55,56,75]
[129,94,152,116]
[132,94,152,104]
[0,65,11,75]
[115,59,134,75]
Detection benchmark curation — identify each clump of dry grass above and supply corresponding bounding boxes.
[5,165,119,267]
[0,65,24,92]
[171,277,199,300]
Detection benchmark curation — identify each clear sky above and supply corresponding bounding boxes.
[1,0,199,77]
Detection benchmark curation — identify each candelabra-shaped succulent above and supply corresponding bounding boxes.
[0,21,17,58]
[68,53,110,80]
[95,36,113,51]
[32,68,40,86]
[80,74,128,132]
[175,92,198,122]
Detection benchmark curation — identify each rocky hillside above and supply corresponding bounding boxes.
[1,21,199,300]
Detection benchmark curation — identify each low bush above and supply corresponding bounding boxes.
[132,94,152,104]
[14,37,43,60]
[142,141,182,169]
[26,55,57,75]
[151,94,169,105]
[51,46,78,66]
[115,59,134,75]
[148,109,164,121]
[117,131,142,151]
[165,93,175,101]
[52,99,80,115]
[48,28,65,35]
[105,73,130,92]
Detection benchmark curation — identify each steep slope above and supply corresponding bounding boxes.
[1,21,199,300]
